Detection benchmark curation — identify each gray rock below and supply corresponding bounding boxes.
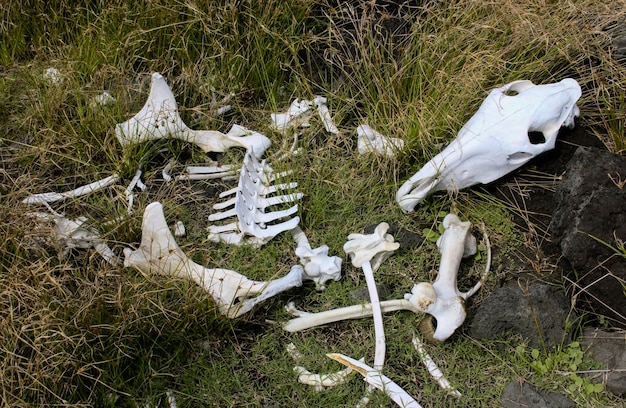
[501,382,576,408]
[581,327,626,396]
[549,146,626,327]
[468,284,575,349]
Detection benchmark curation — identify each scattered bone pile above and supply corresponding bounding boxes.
[21,70,582,407]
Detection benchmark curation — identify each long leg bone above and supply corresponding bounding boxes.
[397,78,581,212]
[115,73,271,156]
[285,214,491,343]
[123,202,303,318]
[343,223,400,370]
[207,149,303,247]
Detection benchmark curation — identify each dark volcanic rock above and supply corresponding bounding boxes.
[468,284,575,349]
[549,146,626,328]
[501,382,576,408]
[581,328,626,396]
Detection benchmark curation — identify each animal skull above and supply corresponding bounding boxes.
[397,78,581,212]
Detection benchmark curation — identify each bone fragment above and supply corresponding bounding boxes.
[23,174,120,205]
[287,343,358,391]
[397,78,582,212]
[313,96,339,134]
[327,353,423,408]
[271,99,313,132]
[356,124,405,157]
[125,169,146,215]
[343,223,399,271]
[412,335,461,398]
[90,92,116,108]
[116,73,270,155]
[123,202,303,318]
[29,211,119,265]
[292,227,342,290]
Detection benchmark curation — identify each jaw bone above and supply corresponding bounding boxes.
[397,78,581,212]
[115,72,271,156]
[123,202,303,318]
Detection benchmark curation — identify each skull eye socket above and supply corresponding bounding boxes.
[527,131,546,144]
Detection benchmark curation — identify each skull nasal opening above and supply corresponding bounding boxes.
[527,131,546,144]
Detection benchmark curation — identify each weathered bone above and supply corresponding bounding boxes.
[397,78,581,212]
[292,227,342,290]
[343,223,400,271]
[313,96,339,134]
[207,149,303,247]
[327,353,422,408]
[23,174,120,205]
[271,99,313,132]
[123,202,303,318]
[29,211,119,265]
[343,223,399,371]
[357,124,405,157]
[285,214,490,342]
[287,343,358,391]
[115,73,270,155]
[404,214,476,342]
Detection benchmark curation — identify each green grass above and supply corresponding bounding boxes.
[2,0,626,406]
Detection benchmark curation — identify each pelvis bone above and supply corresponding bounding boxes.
[116,73,271,156]
[124,202,303,318]
[397,78,581,212]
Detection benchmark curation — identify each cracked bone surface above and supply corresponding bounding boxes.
[208,149,303,247]
[124,202,303,318]
[115,73,270,155]
[397,78,582,212]
[292,227,342,290]
[357,124,405,157]
[285,214,485,342]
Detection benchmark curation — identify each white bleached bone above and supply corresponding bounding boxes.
[29,211,119,265]
[271,99,313,132]
[313,96,339,134]
[404,214,478,342]
[357,124,405,157]
[344,223,399,371]
[175,164,236,181]
[343,223,400,271]
[397,78,581,212]
[115,73,271,155]
[287,343,358,391]
[327,353,423,408]
[90,92,116,108]
[22,174,120,205]
[207,149,303,247]
[125,169,146,215]
[123,202,303,318]
[292,227,342,290]
[412,335,461,398]
[285,214,491,342]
